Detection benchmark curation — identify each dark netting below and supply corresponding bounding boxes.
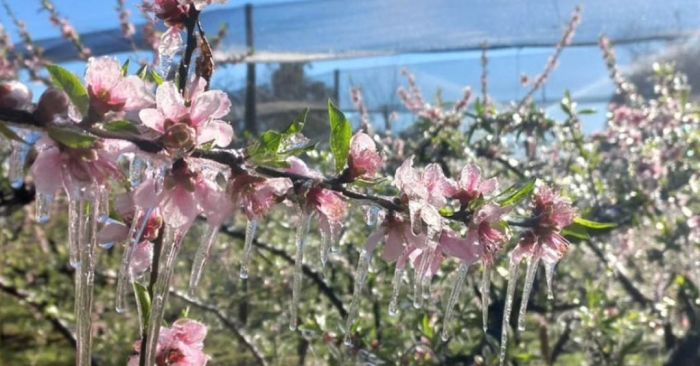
[21,0,700,63]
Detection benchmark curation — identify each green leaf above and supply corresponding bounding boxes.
[148,70,164,86]
[497,180,536,207]
[47,127,96,149]
[121,59,130,76]
[562,223,591,240]
[46,64,89,116]
[284,108,308,135]
[328,99,352,173]
[102,120,139,134]
[421,313,434,340]
[579,108,597,115]
[136,64,149,79]
[0,123,26,143]
[573,217,617,230]
[133,282,151,327]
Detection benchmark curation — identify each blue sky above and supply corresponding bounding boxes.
[1,0,663,133]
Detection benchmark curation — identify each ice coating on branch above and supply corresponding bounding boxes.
[85,56,154,115]
[139,78,233,152]
[348,132,383,180]
[129,318,209,366]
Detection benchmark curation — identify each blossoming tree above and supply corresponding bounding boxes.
[1,1,698,366]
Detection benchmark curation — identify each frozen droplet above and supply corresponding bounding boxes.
[343,249,372,346]
[144,224,188,366]
[516,257,540,332]
[388,265,405,317]
[365,206,380,227]
[189,224,220,295]
[239,219,258,279]
[441,262,469,341]
[499,257,521,366]
[290,211,313,331]
[34,192,53,224]
[481,266,492,332]
[129,155,146,188]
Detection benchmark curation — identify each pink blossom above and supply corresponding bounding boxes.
[139,79,233,151]
[30,137,131,196]
[0,81,32,110]
[229,173,292,219]
[511,186,576,265]
[129,319,209,366]
[285,157,323,179]
[394,157,455,232]
[467,204,509,265]
[133,159,222,229]
[448,164,498,208]
[150,0,190,27]
[306,186,348,241]
[348,132,382,180]
[85,56,154,115]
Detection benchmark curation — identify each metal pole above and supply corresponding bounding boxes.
[333,69,340,106]
[244,3,257,135]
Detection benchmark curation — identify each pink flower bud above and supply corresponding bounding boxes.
[34,87,71,124]
[0,81,32,110]
[348,132,382,180]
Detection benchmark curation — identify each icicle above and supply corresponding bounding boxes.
[133,281,147,335]
[365,206,379,226]
[129,155,146,188]
[115,208,153,313]
[388,265,405,317]
[414,243,436,309]
[97,187,110,222]
[516,257,540,332]
[238,219,258,279]
[75,191,99,366]
[34,192,53,224]
[499,258,521,366]
[343,249,373,346]
[544,262,556,300]
[8,141,29,188]
[188,224,220,294]
[144,224,188,366]
[440,262,469,341]
[67,193,83,268]
[481,266,492,332]
[321,225,340,273]
[289,211,313,331]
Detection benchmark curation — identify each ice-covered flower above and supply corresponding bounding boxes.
[31,137,132,197]
[34,88,74,124]
[0,81,32,110]
[465,204,508,265]
[511,186,576,264]
[394,157,454,233]
[229,173,292,219]
[150,0,190,27]
[448,164,498,208]
[85,56,154,115]
[133,159,222,229]
[128,319,209,366]
[347,132,382,180]
[139,78,233,152]
[306,186,348,243]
